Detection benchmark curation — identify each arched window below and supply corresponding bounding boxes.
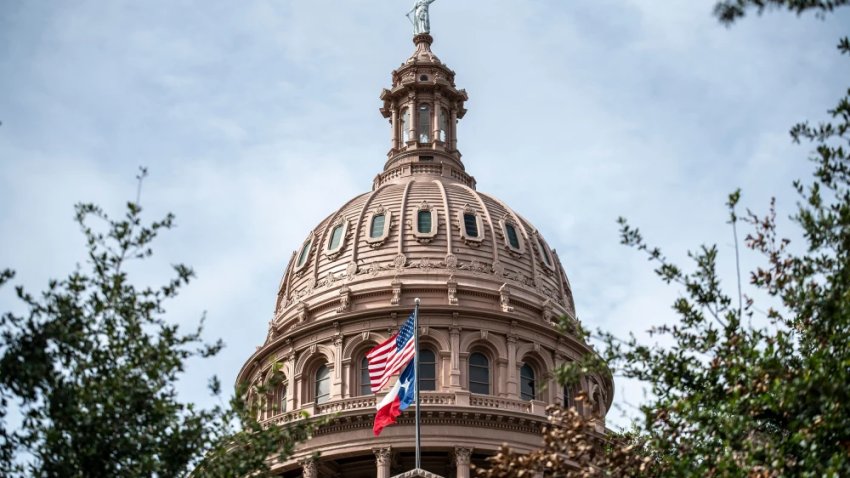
[537,236,553,268]
[418,349,436,391]
[417,210,432,234]
[359,357,371,396]
[401,107,410,143]
[370,214,386,239]
[563,384,575,409]
[439,108,449,142]
[277,380,288,414]
[469,352,490,395]
[296,238,312,268]
[520,364,536,401]
[327,224,344,250]
[315,364,330,404]
[463,213,479,238]
[505,223,520,250]
[418,104,431,143]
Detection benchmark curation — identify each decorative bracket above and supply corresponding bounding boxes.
[447,274,458,305]
[499,283,514,313]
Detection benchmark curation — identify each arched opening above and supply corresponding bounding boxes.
[439,107,449,142]
[418,348,436,391]
[358,356,371,396]
[315,364,331,404]
[520,364,536,401]
[401,107,410,143]
[468,352,490,395]
[418,104,431,143]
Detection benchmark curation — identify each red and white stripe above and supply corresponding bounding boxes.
[366,334,415,392]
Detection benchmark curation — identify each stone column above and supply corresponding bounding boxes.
[432,95,441,144]
[332,334,344,399]
[450,107,458,151]
[409,96,418,146]
[455,446,472,478]
[449,325,461,388]
[300,457,318,478]
[391,104,399,150]
[507,332,518,398]
[373,446,392,478]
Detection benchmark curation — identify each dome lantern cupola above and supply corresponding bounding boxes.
[377,33,471,190]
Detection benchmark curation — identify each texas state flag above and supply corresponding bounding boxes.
[372,361,416,436]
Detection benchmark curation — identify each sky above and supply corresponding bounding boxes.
[1,1,848,430]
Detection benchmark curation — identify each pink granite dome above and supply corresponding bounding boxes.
[270,172,576,338]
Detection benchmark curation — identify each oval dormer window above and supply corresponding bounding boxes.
[505,223,520,249]
[296,238,312,269]
[366,208,392,247]
[328,224,344,250]
[463,213,479,238]
[370,214,386,239]
[537,236,553,268]
[417,210,432,234]
[325,220,349,258]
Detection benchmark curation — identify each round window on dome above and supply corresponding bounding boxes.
[365,208,392,246]
[324,220,349,258]
[412,205,438,243]
[536,235,554,269]
[500,219,524,254]
[295,237,313,270]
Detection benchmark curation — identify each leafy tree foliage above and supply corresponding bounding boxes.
[480,2,850,477]
[0,173,309,477]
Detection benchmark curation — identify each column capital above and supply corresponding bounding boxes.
[372,446,392,465]
[454,446,473,465]
[299,456,318,478]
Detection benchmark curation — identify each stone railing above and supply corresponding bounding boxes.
[469,395,533,414]
[260,392,542,428]
[314,395,376,415]
[374,163,476,189]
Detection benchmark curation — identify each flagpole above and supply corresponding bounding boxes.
[413,297,421,470]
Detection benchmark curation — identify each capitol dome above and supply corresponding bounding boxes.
[237,32,612,478]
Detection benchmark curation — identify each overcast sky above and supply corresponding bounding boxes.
[1,1,848,429]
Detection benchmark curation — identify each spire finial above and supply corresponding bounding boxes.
[406,0,437,35]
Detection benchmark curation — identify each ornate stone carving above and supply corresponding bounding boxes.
[445,253,458,269]
[447,275,458,305]
[542,298,554,323]
[393,253,407,271]
[455,446,472,465]
[499,283,514,313]
[391,276,402,306]
[337,285,351,313]
[345,261,358,279]
[373,446,392,465]
[296,301,310,323]
[300,457,318,478]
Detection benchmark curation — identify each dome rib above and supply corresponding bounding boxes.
[351,183,391,266]
[397,180,415,255]
[455,183,499,265]
[432,179,453,255]
[479,191,540,283]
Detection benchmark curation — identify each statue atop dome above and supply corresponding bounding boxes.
[407,0,436,35]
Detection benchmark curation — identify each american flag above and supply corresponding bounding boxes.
[367,312,416,392]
